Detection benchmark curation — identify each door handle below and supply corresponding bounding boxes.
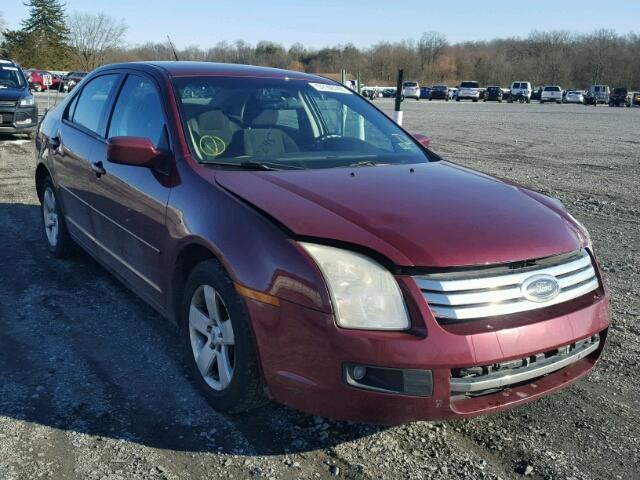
[91,161,106,178]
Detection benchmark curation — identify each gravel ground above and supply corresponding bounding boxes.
[0,95,638,479]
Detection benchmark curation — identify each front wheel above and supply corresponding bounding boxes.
[182,260,267,413]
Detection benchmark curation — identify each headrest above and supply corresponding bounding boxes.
[251,109,278,126]
[197,110,229,131]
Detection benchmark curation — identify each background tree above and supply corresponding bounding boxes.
[0,11,6,43]
[68,12,127,71]
[18,0,71,68]
[417,31,448,81]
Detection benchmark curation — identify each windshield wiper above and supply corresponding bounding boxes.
[200,160,302,171]
[348,160,389,167]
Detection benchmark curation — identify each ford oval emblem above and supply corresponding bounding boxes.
[521,274,561,303]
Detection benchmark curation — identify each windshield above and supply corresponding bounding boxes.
[403,82,418,88]
[173,76,430,170]
[432,85,447,90]
[460,81,479,88]
[0,66,25,89]
[544,86,561,91]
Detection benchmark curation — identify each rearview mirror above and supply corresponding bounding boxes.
[107,136,164,168]
[412,133,432,148]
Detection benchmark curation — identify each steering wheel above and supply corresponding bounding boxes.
[310,134,341,150]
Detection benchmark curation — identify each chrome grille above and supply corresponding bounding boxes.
[0,100,16,109]
[414,249,599,321]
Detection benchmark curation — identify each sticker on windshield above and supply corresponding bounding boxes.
[309,82,352,94]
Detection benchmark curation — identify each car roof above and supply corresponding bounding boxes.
[94,61,332,83]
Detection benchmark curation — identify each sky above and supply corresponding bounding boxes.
[2,0,639,49]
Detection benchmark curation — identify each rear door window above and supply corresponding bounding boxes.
[72,74,119,136]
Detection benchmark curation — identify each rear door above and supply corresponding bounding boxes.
[87,72,173,309]
[53,73,121,249]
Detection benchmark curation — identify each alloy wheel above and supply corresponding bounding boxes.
[42,187,59,247]
[188,285,235,391]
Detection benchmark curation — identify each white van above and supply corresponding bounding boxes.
[510,81,532,101]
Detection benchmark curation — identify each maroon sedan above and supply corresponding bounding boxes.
[34,62,609,424]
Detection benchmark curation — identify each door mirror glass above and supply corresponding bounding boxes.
[107,136,164,167]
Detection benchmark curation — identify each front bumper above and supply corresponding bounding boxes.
[0,105,38,134]
[248,274,610,424]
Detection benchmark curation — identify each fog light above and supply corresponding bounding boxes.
[344,363,433,397]
[16,118,32,125]
[352,365,367,380]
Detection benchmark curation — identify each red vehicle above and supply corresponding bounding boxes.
[27,69,62,91]
[34,62,609,424]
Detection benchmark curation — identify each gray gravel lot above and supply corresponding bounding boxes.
[0,95,638,479]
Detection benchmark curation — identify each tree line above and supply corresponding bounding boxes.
[1,2,639,89]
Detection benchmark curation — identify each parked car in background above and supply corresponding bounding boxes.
[456,81,480,102]
[0,59,38,138]
[63,71,88,92]
[510,81,532,102]
[608,87,629,107]
[483,86,503,102]
[540,85,563,104]
[448,87,458,100]
[564,90,584,104]
[628,91,640,106]
[402,81,421,100]
[531,87,542,101]
[429,84,449,100]
[584,85,610,105]
[381,88,396,98]
[27,70,62,91]
[501,88,511,101]
[35,61,610,424]
[419,86,431,99]
[478,88,486,100]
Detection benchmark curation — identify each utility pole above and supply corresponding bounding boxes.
[393,69,404,125]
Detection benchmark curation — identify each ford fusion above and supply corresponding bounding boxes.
[35,62,609,424]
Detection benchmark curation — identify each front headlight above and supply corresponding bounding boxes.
[300,243,410,330]
[19,96,35,107]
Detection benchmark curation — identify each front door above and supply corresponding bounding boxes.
[87,73,173,310]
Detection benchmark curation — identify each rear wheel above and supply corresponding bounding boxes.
[181,260,267,413]
[40,177,74,258]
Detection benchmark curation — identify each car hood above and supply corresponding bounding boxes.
[0,88,27,101]
[214,161,585,267]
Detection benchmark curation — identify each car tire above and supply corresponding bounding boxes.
[181,259,267,414]
[35,83,42,92]
[456,97,460,102]
[473,99,478,103]
[40,176,74,258]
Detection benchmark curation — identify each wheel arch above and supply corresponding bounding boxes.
[35,163,52,202]
[171,241,225,325]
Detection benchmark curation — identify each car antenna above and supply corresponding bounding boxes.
[167,35,180,61]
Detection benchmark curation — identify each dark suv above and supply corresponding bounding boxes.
[0,59,38,137]
[609,87,629,107]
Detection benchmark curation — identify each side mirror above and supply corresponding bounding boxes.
[107,136,164,168]
[412,133,432,148]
